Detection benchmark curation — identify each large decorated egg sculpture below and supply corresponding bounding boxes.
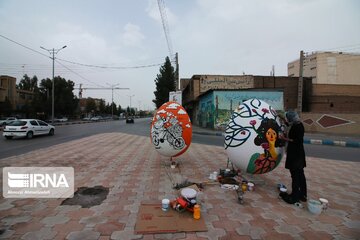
[151,101,192,157]
[224,98,285,174]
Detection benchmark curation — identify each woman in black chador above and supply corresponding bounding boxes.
[279,110,307,204]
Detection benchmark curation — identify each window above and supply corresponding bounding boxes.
[38,120,48,126]
[30,120,39,126]
[8,121,26,126]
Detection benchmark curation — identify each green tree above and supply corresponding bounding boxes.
[86,98,97,113]
[99,100,106,113]
[0,97,13,116]
[117,105,122,115]
[17,74,38,91]
[32,76,78,118]
[15,75,39,118]
[109,102,117,115]
[153,56,176,108]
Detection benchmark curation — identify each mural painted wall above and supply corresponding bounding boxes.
[198,90,284,130]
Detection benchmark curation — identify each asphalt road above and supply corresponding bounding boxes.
[0,118,358,162]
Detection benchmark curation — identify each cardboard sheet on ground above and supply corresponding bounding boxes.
[135,202,207,234]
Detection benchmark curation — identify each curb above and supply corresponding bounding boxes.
[303,138,360,148]
[193,131,224,137]
[193,131,360,148]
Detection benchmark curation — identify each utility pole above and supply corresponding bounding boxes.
[107,83,120,119]
[176,52,179,91]
[128,95,135,115]
[77,85,129,119]
[40,45,67,124]
[297,50,304,113]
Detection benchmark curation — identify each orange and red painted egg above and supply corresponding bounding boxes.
[150,101,192,157]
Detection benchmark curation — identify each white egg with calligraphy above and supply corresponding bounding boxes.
[224,99,285,174]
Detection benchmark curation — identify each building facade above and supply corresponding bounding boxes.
[181,75,312,129]
[0,75,17,109]
[288,51,360,85]
[287,52,360,113]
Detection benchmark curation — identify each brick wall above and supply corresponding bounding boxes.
[312,84,360,96]
[252,76,312,111]
[310,96,360,113]
[302,113,360,136]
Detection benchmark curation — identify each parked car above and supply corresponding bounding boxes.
[3,119,55,139]
[54,117,68,122]
[91,116,102,121]
[0,117,18,126]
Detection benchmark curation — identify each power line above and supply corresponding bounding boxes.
[157,0,174,60]
[0,33,173,70]
[56,57,169,69]
[55,60,107,88]
[0,34,51,59]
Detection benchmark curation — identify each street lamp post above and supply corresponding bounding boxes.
[107,83,120,119]
[40,45,67,124]
[128,95,134,116]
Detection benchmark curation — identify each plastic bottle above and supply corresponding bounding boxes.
[193,204,201,219]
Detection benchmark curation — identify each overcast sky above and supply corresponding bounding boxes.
[1,0,359,111]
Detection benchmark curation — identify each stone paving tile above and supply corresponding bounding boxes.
[9,221,43,235]
[66,230,100,240]
[1,215,32,226]
[66,208,95,220]
[21,227,57,240]
[79,216,107,227]
[0,132,359,239]
[0,229,15,239]
[53,220,85,239]
[94,222,125,236]
[110,227,142,240]
[234,223,265,239]
[41,215,70,227]
[219,231,252,240]
[0,201,14,211]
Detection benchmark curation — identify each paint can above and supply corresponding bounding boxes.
[319,198,329,211]
[247,182,255,191]
[162,198,170,211]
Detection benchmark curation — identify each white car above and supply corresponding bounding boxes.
[55,117,68,122]
[0,117,18,126]
[90,116,102,121]
[3,119,55,139]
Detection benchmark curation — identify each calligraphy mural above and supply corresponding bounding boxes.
[200,75,254,93]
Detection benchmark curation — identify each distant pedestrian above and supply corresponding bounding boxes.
[279,110,307,204]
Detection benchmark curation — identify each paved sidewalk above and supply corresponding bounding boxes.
[192,125,360,148]
[0,133,359,239]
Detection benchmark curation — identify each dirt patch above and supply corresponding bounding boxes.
[61,185,109,208]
